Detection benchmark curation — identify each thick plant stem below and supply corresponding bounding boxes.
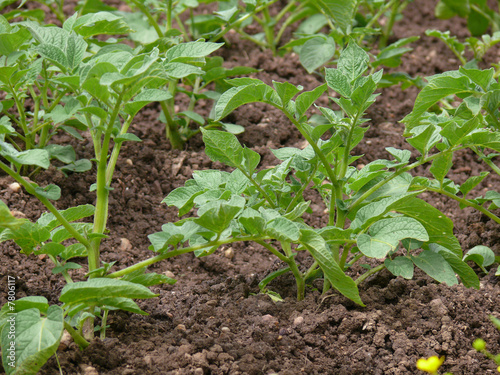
[64,321,89,349]
[282,242,305,300]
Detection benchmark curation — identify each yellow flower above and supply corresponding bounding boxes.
[416,356,445,373]
[497,366,500,373]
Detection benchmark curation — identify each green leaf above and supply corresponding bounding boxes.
[34,184,61,200]
[238,208,266,235]
[0,142,50,168]
[313,0,357,34]
[386,147,411,164]
[60,243,87,260]
[44,144,76,164]
[299,229,363,306]
[459,67,494,91]
[122,269,176,287]
[0,201,26,231]
[430,152,452,183]
[148,221,201,252]
[52,262,81,274]
[406,124,442,155]
[59,278,158,305]
[429,244,479,289]
[124,89,172,117]
[384,257,414,279]
[295,84,327,117]
[0,26,31,56]
[266,217,300,242]
[357,217,429,259]
[163,184,203,216]
[299,36,335,73]
[0,222,50,255]
[460,171,489,197]
[201,129,243,168]
[194,201,243,234]
[442,0,470,17]
[214,83,273,120]
[37,204,95,231]
[392,197,462,257]
[325,68,351,98]
[411,251,458,286]
[464,245,496,271]
[1,306,64,375]
[337,42,369,82]
[72,12,132,37]
[166,41,223,62]
[273,81,303,106]
[402,74,476,129]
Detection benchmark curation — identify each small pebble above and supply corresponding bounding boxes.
[261,314,276,323]
[164,271,175,279]
[221,327,230,333]
[8,182,21,192]
[224,247,234,260]
[293,316,304,326]
[126,159,133,166]
[119,238,132,251]
[175,324,186,331]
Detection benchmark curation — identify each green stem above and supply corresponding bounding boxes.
[166,0,172,31]
[130,0,164,38]
[64,321,89,349]
[471,4,498,32]
[379,0,400,48]
[349,148,464,212]
[472,147,500,176]
[160,100,184,149]
[209,0,281,43]
[424,186,500,224]
[357,0,396,45]
[339,243,353,269]
[303,260,319,281]
[355,264,386,285]
[0,161,91,248]
[105,115,133,185]
[100,310,108,340]
[262,6,276,54]
[239,167,278,208]
[108,235,268,278]
[90,93,124,275]
[282,242,305,300]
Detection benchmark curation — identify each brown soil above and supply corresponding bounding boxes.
[1,0,500,374]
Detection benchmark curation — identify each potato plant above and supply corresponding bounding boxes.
[145,43,498,304]
[0,11,237,374]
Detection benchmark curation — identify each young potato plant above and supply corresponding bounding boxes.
[80,0,258,149]
[147,42,496,306]
[0,12,230,374]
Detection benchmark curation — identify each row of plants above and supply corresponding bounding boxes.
[0,0,499,373]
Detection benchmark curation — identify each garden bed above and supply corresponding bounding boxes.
[1,0,499,374]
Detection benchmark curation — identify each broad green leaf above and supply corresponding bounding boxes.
[0,26,31,56]
[59,278,158,305]
[60,243,87,260]
[44,145,76,164]
[460,171,489,197]
[350,192,420,230]
[238,208,266,235]
[52,262,81,274]
[201,129,243,168]
[266,217,300,242]
[148,221,201,252]
[273,81,302,106]
[464,130,500,152]
[72,12,132,37]
[384,257,414,279]
[194,201,243,234]
[295,84,327,117]
[325,68,351,98]
[357,217,429,259]
[459,66,494,91]
[299,229,363,306]
[163,184,204,216]
[50,222,92,244]
[406,124,442,155]
[2,306,64,375]
[0,222,50,255]
[428,243,479,289]
[430,152,452,183]
[124,89,172,116]
[166,41,222,61]
[386,147,411,164]
[0,142,50,168]
[338,42,369,82]
[299,36,335,74]
[242,147,260,174]
[411,251,458,286]
[59,159,92,174]
[122,269,176,287]
[214,83,273,120]
[34,185,61,201]
[392,198,462,256]
[37,204,95,231]
[313,0,357,34]
[164,62,202,78]
[0,201,26,231]
[403,74,476,129]
[37,43,68,72]
[442,0,470,17]
[440,117,480,146]
[464,245,495,270]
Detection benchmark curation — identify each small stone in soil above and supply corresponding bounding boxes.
[8,182,21,192]
[293,316,304,326]
[221,327,230,333]
[175,324,186,331]
[164,270,175,278]
[119,238,132,251]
